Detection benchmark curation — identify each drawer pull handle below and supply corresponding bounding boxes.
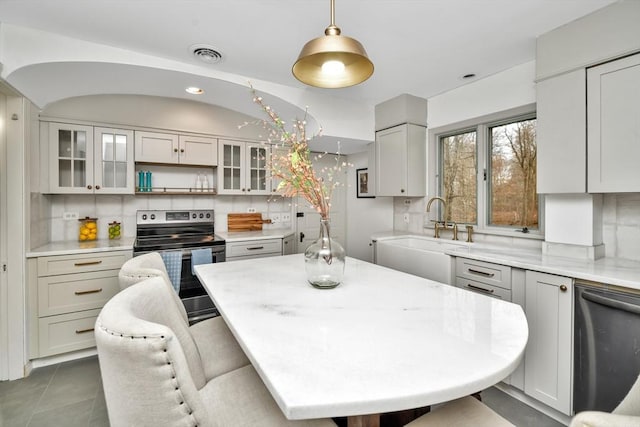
[466,283,495,294]
[468,268,494,278]
[75,288,103,296]
[246,246,265,251]
[74,260,103,267]
[75,328,94,334]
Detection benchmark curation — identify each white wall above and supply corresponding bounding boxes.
[428,61,536,129]
[345,150,394,262]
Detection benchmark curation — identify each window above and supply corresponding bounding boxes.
[434,106,540,234]
[441,130,477,224]
[489,118,538,229]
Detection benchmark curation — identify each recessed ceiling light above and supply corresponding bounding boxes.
[186,87,204,95]
[462,73,477,79]
[190,44,223,64]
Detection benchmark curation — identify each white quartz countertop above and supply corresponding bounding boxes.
[373,232,640,290]
[217,228,295,242]
[195,254,528,420]
[447,244,640,290]
[27,237,135,258]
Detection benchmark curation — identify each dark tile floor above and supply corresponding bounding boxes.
[0,356,566,427]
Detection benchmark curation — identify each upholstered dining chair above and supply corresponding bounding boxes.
[96,277,337,427]
[570,374,640,427]
[404,395,514,427]
[118,252,249,379]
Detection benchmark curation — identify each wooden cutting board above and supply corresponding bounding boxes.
[227,213,272,231]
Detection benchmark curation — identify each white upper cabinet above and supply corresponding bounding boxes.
[217,139,271,195]
[46,123,134,194]
[93,127,135,194]
[587,53,640,192]
[536,70,586,194]
[375,123,426,197]
[134,131,217,166]
[178,135,218,166]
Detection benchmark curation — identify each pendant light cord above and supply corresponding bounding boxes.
[330,0,335,26]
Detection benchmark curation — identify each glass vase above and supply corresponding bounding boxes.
[304,218,346,289]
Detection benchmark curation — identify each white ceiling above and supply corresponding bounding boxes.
[0,0,617,150]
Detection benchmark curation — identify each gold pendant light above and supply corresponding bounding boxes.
[292,0,374,88]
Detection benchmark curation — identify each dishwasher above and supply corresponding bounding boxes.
[574,281,640,413]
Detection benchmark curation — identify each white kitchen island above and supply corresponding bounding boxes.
[195,254,528,426]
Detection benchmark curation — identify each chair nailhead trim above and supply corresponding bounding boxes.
[96,323,200,425]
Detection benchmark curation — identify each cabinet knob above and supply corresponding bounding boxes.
[247,188,251,192]
[95,185,101,190]
[180,149,185,153]
[560,285,568,292]
[400,189,405,193]
[174,148,178,153]
[87,185,92,190]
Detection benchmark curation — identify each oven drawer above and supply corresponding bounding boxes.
[38,270,121,316]
[455,257,511,290]
[226,239,282,259]
[455,277,512,301]
[38,309,101,357]
[37,251,131,276]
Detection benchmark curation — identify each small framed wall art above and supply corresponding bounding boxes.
[356,168,374,198]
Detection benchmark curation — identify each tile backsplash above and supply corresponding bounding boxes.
[34,193,294,246]
[392,194,640,261]
[603,193,640,262]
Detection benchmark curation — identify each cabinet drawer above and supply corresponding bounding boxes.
[38,270,121,316]
[455,277,512,301]
[38,309,101,357]
[455,258,511,290]
[226,239,282,258]
[37,251,131,276]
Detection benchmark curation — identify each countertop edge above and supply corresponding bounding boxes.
[27,238,135,258]
[372,231,640,290]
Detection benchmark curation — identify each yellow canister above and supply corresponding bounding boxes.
[78,217,98,241]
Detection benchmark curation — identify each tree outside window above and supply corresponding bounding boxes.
[490,119,538,228]
[439,114,538,231]
[441,131,477,224]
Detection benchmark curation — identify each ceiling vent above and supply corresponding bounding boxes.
[190,44,223,64]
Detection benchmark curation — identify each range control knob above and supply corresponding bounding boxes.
[150,214,156,220]
[199,213,204,218]
[192,213,197,219]
[206,213,211,218]
[142,214,147,220]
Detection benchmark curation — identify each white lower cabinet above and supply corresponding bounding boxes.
[283,233,295,255]
[28,250,132,358]
[524,270,573,415]
[454,257,573,414]
[226,238,283,261]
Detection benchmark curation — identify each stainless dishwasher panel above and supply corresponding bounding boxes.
[574,283,640,413]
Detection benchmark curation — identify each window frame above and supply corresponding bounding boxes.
[428,104,544,239]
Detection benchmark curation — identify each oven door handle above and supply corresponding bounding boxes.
[582,291,640,315]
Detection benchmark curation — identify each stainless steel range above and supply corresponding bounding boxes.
[133,209,225,323]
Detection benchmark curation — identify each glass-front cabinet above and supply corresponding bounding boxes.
[94,127,134,193]
[218,139,271,195]
[47,123,134,194]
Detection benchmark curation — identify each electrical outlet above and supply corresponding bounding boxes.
[247,207,256,213]
[63,212,79,220]
[281,213,291,222]
[404,199,411,205]
[271,213,281,223]
[403,213,410,223]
